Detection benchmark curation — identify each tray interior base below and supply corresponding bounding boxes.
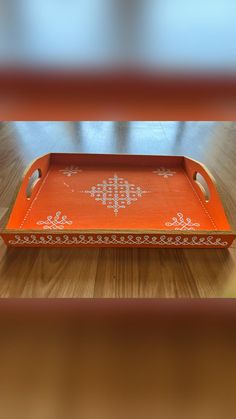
[7,162,220,232]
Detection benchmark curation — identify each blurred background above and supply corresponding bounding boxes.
[0,0,236,72]
[1,300,236,419]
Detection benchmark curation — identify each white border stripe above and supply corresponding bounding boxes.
[8,234,228,246]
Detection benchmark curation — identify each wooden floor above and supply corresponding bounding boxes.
[0,121,236,297]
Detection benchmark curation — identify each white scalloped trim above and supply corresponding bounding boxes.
[8,234,228,247]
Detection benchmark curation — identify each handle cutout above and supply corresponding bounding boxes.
[193,172,210,202]
[26,169,42,199]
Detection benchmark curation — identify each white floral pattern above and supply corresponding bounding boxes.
[153,167,176,178]
[59,166,82,177]
[36,211,72,230]
[8,234,229,247]
[82,174,149,215]
[165,212,200,230]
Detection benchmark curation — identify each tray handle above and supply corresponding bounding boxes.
[184,157,232,230]
[3,154,51,230]
[21,155,50,202]
[184,157,218,204]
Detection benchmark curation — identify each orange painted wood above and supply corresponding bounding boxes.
[1,153,234,248]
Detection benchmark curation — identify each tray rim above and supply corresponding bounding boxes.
[2,229,234,236]
[1,152,234,236]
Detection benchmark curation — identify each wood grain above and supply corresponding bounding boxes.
[0,121,236,297]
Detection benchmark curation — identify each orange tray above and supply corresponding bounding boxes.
[1,153,235,248]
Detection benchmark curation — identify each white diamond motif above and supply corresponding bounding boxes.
[165,212,200,230]
[82,174,149,215]
[153,167,176,178]
[59,165,82,177]
[36,211,73,230]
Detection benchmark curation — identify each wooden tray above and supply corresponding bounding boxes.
[1,153,235,248]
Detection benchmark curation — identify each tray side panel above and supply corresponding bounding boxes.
[5,154,51,230]
[184,157,232,231]
[2,232,235,248]
[50,153,185,168]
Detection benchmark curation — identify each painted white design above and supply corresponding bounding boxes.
[9,235,228,247]
[36,211,72,230]
[59,165,82,177]
[63,182,75,192]
[82,174,149,215]
[153,167,176,178]
[165,212,200,230]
